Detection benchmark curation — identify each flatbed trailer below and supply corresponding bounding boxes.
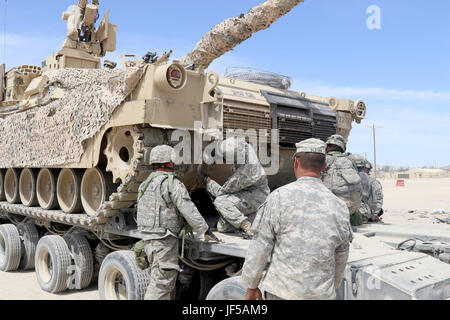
[3,200,450,300]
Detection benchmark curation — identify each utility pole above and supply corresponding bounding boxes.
[372,124,377,179]
[364,124,383,179]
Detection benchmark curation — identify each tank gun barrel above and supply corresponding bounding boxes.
[180,0,304,70]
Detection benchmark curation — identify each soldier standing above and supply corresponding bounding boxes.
[321,134,363,226]
[199,137,270,239]
[349,154,373,223]
[242,138,353,300]
[137,145,210,300]
[365,160,384,222]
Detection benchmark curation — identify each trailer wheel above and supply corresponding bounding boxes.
[0,224,22,272]
[99,251,150,300]
[17,223,40,270]
[35,236,72,293]
[206,276,247,300]
[63,233,94,290]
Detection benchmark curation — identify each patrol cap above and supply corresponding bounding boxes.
[293,138,326,160]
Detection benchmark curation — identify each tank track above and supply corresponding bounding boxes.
[0,125,154,228]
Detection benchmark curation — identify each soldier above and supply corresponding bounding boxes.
[365,160,384,222]
[242,138,352,300]
[137,145,211,300]
[198,137,270,239]
[321,134,363,226]
[349,154,372,223]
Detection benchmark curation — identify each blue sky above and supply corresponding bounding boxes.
[1,0,449,168]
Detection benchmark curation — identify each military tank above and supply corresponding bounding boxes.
[0,0,366,220]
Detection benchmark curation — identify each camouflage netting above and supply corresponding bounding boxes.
[180,0,304,69]
[224,67,292,90]
[0,66,145,168]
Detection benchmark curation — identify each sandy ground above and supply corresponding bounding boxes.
[0,177,449,300]
[380,178,450,227]
[0,271,99,300]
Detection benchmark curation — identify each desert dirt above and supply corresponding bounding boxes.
[0,178,449,300]
[379,178,450,227]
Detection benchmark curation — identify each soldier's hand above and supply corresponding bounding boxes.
[246,288,263,300]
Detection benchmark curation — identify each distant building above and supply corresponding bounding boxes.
[393,168,449,179]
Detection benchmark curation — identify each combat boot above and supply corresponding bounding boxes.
[239,220,254,239]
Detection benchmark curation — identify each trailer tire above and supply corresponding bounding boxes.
[64,233,94,290]
[17,223,40,270]
[0,224,22,272]
[206,276,247,300]
[35,236,72,293]
[99,251,150,300]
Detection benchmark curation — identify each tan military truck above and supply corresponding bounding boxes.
[1,0,450,300]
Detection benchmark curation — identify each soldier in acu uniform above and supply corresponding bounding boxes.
[321,134,363,226]
[348,155,384,223]
[242,138,353,300]
[349,154,372,223]
[365,160,384,222]
[137,145,210,300]
[199,137,270,239]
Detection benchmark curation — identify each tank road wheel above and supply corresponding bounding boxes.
[99,251,151,300]
[104,127,141,184]
[63,233,94,290]
[17,223,40,270]
[35,236,72,293]
[37,169,59,210]
[57,169,83,214]
[0,224,22,272]
[5,168,20,204]
[81,168,115,217]
[19,168,39,207]
[0,170,6,201]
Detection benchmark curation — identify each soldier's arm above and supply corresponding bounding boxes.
[172,180,209,236]
[220,165,263,194]
[205,178,223,198]
[372,180,384,213]
[334,202,353,289]
[334,242,350,289]
[241,193,279,289]
[335,213,352,289]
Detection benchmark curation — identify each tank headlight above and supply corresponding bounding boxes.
[155,63,187,91]
[167,65,184,89]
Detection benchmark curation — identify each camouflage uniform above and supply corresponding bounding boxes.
[321,135,362,225]
[357,171,372,223]
[206,138,270,232]
[241,139,353,300]
[367,176,384,221]
[349,155,384,223]
[137,146,209,300]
